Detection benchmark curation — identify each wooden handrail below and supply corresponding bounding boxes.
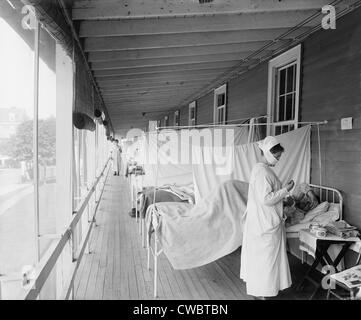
[22,157,111,300]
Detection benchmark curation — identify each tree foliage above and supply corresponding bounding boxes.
[4,118,56,164]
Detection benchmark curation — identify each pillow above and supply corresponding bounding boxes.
[286,222,311,233]
[312,203,340,225]
[299,201,330,223]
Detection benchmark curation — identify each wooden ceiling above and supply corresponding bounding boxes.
[71,0,356,136]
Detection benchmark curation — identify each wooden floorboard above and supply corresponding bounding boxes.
[74,175,319,300]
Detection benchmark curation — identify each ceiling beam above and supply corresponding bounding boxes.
[93,60,242,77]
[101,85,202,94]
[83,29,306,51]
[105,98,186,106]
[95,68,231,83]
[102,92,197,101]
[100,84,204,94]
[72,0,332,20]
[103,97,187,104]
[79,10,318,37]
[91,52,258,70]
[108,107,178,114]
[87,43,275,62]
[94,73,222,88]
[99,79,209,90]
[95,74,224,84]
[102,89,196,98]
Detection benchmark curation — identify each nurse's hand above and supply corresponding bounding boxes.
[286,180,295,191]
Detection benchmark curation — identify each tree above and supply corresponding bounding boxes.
[7,118,56,165]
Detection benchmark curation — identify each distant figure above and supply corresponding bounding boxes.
[111,139,122,176]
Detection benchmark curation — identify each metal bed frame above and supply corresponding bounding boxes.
[146,204,164,298]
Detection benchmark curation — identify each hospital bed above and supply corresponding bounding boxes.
[144,180,248,298]
[137,186,194,247]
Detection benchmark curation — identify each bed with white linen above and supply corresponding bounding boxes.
[145,180,248,297]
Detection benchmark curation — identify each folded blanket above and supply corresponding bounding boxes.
[146,180,249,270]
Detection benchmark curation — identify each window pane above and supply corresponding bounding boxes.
[285,93,294,121]
[287,64,295,93]
[217,93,225,107]
[279,69,286,95]
[38,26,57,259]
[0,3,36,295]
[278,96,285,122]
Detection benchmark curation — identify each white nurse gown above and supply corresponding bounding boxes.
[240,162,292,297]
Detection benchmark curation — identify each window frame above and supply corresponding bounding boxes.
[213,84,227,125]
[267,44,301,136]
[188,101,196,126]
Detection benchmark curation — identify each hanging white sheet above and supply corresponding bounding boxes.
[192,125,311,202]
[141,126,250,187]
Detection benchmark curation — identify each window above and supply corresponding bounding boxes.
[174,110,180,126]
[189,101,196,126]
[214,84,227,125]
[0,6,36,283]
[267,45,301,136]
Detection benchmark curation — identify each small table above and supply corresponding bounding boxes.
[297,229,360,300]
[326,277,361,300]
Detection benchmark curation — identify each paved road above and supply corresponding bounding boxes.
[0,183,56,275]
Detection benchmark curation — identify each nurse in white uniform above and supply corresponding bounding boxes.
[111,139,122,176]
[240,136,294,299]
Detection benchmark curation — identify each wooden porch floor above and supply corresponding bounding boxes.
[74,175,324,300]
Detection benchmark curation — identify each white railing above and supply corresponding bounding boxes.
[15,157,111,300]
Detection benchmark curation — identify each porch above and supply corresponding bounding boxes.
[73,175,324,300]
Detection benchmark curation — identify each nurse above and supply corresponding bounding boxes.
[111,139,122,176]
[240,136,294,299]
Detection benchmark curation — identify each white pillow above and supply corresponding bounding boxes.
[300,201,330,223]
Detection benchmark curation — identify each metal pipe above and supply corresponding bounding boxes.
[317,124,322,186]
[156,120,328,131]
[154,235,158,298]
[33,20,40,263]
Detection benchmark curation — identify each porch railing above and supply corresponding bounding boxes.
[19,157,111,300]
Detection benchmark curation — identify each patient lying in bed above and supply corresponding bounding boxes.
[283,183,319,227]
[138,183,194,219]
